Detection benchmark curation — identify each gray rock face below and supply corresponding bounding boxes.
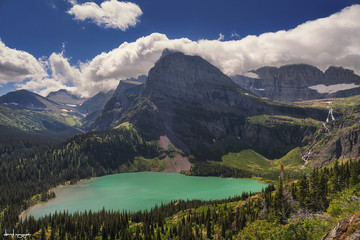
[77,90,115,129]
[324,66,359,84]
[93,51,327,160]
[241,121,316,158]
[232,64,360,102]
[143,52,249,104]
[127,75,147,83]
[322,212,360,240]
[91,80,143,130]
[78,90,115,115]
[310,119,360,168]
[46,89,86,106]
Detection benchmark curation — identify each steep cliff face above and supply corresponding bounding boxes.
[232,64,360,102]
[241,118,318,158]
[310,116,360,168]
[324,66,360,85]
[78,90,115,115]
[92,80,142,130]
[93,52,327,160]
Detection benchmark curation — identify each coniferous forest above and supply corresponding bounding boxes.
[1,127,360,240]
[1,106,360,239]
[0,125,161,231]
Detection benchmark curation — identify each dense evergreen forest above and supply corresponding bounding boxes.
[189,162,253,178]
[13,160,360,239]
[1,121,360,239]
[0,122,257,234]
[3,149,360,239]
[0,124,161,231]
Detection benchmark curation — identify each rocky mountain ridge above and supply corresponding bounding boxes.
[0,90,83,143]
[0,89,55,109]
[232,64,360,102]
[93,52,328,161]
[46,89,86,106]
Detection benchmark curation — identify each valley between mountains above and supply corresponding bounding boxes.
[1,51,360,239]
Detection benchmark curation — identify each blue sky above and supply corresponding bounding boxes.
[0,0,360,97]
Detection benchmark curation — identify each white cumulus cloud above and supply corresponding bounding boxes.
[67,0,143,31]
[0,40,47,84]
[7,4,360,98]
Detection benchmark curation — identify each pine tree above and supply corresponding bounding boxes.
[206,219,212,239]
[297,175,309,207]
[330,160,341,193]
[309,168,321,211]
[350,160,359,186]
[40,226,46,240]
[274,177,284,216]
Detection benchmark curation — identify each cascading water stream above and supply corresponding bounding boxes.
[301,103,335,169]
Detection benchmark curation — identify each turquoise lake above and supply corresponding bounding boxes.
[24,172,267,219]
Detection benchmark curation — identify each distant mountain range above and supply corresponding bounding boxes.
[0,90,83,143]
[0,74,149,143]
[232,64,360,102]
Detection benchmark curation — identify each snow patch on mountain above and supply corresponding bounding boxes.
[308,83,360,94]
[242,72,260,79]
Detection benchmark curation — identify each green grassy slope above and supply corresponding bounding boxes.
[0,105,65,131]
[0,105,83,144]
[211,147,306,183]
[247,114,322,128]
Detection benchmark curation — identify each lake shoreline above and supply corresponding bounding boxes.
[19,172,268,221]
[18,177,98,222]
[19,172,267,220]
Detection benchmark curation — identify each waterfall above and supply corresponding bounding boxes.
[301,103,334,169]
[326,109,335,122]
[322,123,330,133]
[301,143,318,169]
[301,150,311,169]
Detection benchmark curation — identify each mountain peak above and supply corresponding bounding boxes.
[160,48,180,58]
[0,90,47,109]
[47,89,76,98]
[46,89,86,105]
[144,52,241,100]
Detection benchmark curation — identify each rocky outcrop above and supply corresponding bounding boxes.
[78,90,115,115]
[77,90,115,129]
[92,80,143,130]
[322,212,360,240]
[241,120,317,158]
[232,64,360,102]
[93,51,327,160]
[310,119,360,168]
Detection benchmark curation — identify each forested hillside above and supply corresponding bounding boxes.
[11,159,360,239]
[0,123,161,230]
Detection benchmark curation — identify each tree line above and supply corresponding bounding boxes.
[0,125,160,230]
[11,159,360,239]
